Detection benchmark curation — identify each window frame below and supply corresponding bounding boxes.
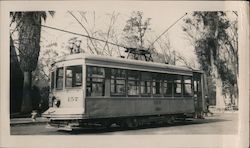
[50,71,55,91]
[183,75,193,97]
[86,66,106,97]
[173,75,183,97]
[65,65,83,89]
[127,70,140,96]
[140,72,152,97]
[163,74,174,97]
[152,73,163,97]
[110,68,126,96]
[55,67,64,90]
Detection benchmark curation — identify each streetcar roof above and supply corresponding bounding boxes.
[53,53,202,74]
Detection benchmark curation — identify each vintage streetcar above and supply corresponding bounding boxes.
[42,53,206,131]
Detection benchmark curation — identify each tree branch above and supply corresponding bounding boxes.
[68,11,99,54]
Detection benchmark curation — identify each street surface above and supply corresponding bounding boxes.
[10,113,238,135]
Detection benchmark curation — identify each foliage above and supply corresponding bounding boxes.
[31,85,41,110]
[10,11,54,113]
[183,11,238,100]
[123,11,151,48]
[10,11,54,72]
[32,47,62,87]
[39,86,50,113]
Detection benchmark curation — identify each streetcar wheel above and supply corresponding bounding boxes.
[132,118,139,128]
[167,116,175,124]
[119,121,128,129]
[126,118,138,129]
[102,121,112,129]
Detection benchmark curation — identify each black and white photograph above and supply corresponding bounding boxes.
[1,1,249,148]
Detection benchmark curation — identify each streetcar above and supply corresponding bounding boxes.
[42,53,206,131]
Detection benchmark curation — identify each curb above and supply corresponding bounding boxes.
[10,122,48,126]
[10,119,48,126]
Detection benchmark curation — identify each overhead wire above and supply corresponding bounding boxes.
[148,13,188,50]
[39,24,127,49]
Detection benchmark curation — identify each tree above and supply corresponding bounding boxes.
[183,12,238,109]
[10,36,24,113]
[68,11,122,57]
[98,12,121,56]
[123,11,151,49]
[122,11,153,61]
[32,47,62,87]
[149,33,173,64]
[10,11,54,113]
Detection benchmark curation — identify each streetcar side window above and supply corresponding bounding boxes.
[127,70,140,96]
[86,66,105,96]
[173,75,182,96]
[163,74,173,97]
[56,67,64,90]
[183,76,193,97]
[65,65,82,88]
[193,77,201,95]
[152,73,162,96]
[140,72,152,96]
[51,71,55,90]
[110,68,126,96]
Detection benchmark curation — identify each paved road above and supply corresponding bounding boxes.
[10,113,238,135]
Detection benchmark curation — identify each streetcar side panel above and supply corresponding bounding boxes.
[85,97,194,118]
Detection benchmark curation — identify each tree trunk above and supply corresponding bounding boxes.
[210,49,225,110]
[21,71,32,113]
[213,63,225,110]
[216,79,225,109]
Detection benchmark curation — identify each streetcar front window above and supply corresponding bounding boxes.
[65,65,82,88]
[56,67,64,90]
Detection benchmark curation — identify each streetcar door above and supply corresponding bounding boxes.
[193,72,205,115]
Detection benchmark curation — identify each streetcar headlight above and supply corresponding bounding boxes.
[54,99,61,108]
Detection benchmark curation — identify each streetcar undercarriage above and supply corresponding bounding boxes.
[46,113,193,131]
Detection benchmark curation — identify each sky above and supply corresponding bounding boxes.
[9,1,239,72]
[40,8,198,67]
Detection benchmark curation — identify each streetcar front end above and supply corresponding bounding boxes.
[42,55,86,130]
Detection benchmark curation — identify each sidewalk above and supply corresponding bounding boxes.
[209,107,239,114]
[10,117,48,126]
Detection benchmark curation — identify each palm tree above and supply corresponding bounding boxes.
[10,11,54,113]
